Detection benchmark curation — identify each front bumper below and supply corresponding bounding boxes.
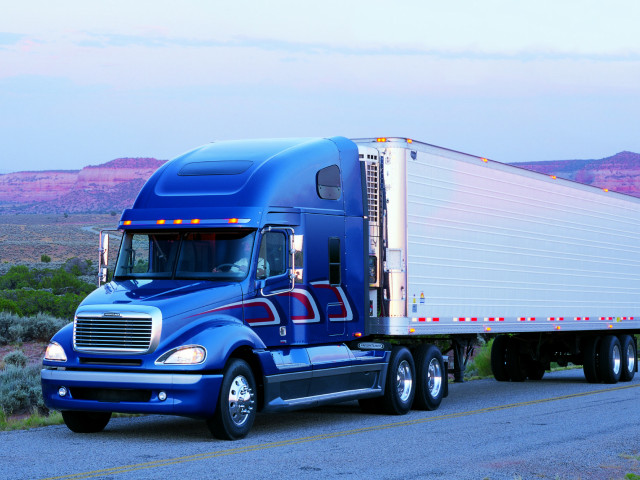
[41,369,223,418]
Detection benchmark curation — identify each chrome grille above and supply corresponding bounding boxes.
[74,311,157,354]
[366,161,379,224]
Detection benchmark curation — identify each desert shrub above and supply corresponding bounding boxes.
[63,257,92,276]
[0,364,45,416]
[0,312,68,345]
[40,254,51,263]
[0,264,94,295]
[0,298,22,316]
[0,290,83,319]
[464,338,494,378]
[3,350,27,368]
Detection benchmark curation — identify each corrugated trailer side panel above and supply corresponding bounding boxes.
[398,142,640,332]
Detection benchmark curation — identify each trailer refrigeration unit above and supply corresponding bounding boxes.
[42,137,640,439]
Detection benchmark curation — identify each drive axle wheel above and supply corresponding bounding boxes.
[490,335,510,381]
[208,359,256,440]
[413,344,444,411]
[582,336,600,383]
[380,346,415,415]
[62,411,112,433]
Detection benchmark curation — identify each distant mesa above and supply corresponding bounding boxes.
[1,151,640,215]
[0,157,166,214]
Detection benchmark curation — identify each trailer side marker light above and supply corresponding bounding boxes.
[485,326,491,332]
[376,138,387,142]
[551,175,557,179]
[608,324,613,328]
[603,188,609,192]
[173,219,183,224]
[354,332,362,337]
[409,328,416,333]
[190,219,201,224]
[555,326,561,330]
[228,218,239,224]
[157,219,166,225]
[123,220,132,225]
[481,158,488,163]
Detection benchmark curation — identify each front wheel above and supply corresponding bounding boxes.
[62,411,112,433]
[207,359,257,440]
[413,344,444,411]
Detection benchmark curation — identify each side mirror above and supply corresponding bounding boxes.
[100,233,110,266]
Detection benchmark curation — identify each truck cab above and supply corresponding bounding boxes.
[41,137,398,439]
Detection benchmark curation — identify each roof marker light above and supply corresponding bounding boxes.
[228,218,239,224]
[406,138,413,144]
[354,332,362,337]
[157,219,166,225]
[173,219,183,224]
[551,175,557,179]
[603,188,609,192]
[481,158,488,163]
[190,219,201,224]
[376,138,387,142]
[123,220,132,226]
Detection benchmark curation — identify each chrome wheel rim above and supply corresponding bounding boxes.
[396,359,413,402]
[612,345,621,376]
[626,343,635,374]
[427,358,442,398]
[228,375,254,427]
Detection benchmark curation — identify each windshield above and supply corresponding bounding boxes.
[114,230,256,281]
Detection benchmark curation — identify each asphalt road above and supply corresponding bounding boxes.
[3,369,640,480]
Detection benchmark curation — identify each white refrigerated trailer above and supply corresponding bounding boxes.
[355,137,640,384]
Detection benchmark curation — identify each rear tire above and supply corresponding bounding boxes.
[582,336,600,383]
[598,335,622,384]
[380,346,415,415]
[207,359,257,440]
[526,361,545,381]
[506,337,527,382]
[61,411,111,433]
[490,335,510,382]
[619,334,636,382]
[413,344,444,411]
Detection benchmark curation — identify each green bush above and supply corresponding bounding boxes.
[40,254,51,263]
[465,338,494,378]
[0,312,69,345]
[0,364,45,416]
[3,350,27,368]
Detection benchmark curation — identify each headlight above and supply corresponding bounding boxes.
[44,342,67,362]
[156,345,206,365]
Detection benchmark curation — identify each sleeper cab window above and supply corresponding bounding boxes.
[316,165,341,200]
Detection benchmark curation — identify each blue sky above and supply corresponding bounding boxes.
[1,0,639,172]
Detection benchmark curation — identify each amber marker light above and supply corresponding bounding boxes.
[228,218,239,224]
[551,175,557,179]
[481,158,488,163]
[157,219,166,225]
[190,219,201,224]
[485,326,492,332]
[376,138,387,142]
[354,332,362,337]
[406,138,413,144]
[603,188,609,192]
[409,328,416,333]
[173,219,183,224]
[123,220,132,226]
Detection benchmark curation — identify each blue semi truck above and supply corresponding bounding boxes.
[42,137,640,439]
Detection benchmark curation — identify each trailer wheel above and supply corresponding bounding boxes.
[490,335,510,382]
[207,358,257,440]
[379,346,415,415]
[619,335,636,382]
[413,344,444,411]
[61,411,112,433]
[598,335,622,384]
[582,336,600,383]
[506,337,527,382]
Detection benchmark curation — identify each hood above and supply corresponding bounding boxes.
[78,279,245,340]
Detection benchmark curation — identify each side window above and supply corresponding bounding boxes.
[316,165,341,200]
[328,237,341,285]
[257,232,286,279]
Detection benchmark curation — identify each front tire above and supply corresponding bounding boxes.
[413,344,444,411]
[208,359,257,440]
[61,411,111,433]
